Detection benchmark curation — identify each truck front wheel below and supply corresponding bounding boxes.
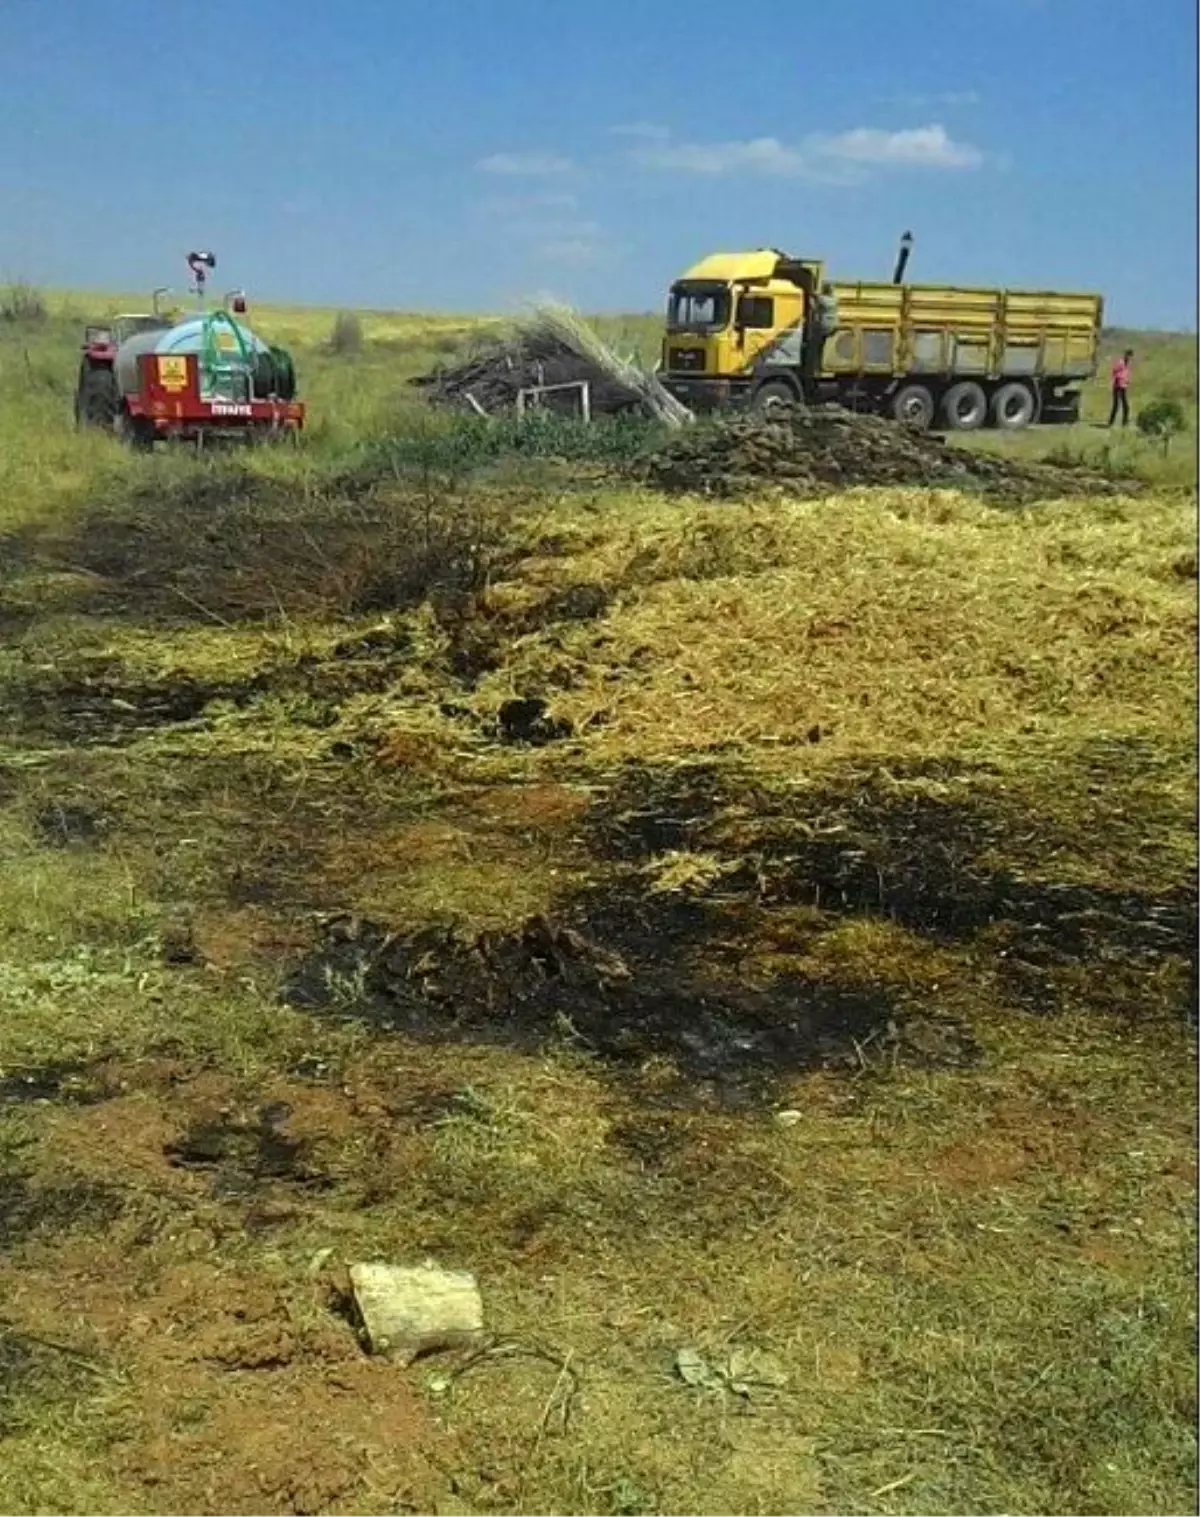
[751,380,800,418]
[940,381,988,431]
[990,381,1038,430]
[891,383,935,429]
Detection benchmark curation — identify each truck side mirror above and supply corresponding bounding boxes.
[733,297,749,345]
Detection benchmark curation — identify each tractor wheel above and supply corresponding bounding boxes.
[940,380,988,431]
[990,381,1039,431]
[890,383,935,429]
[114,408,156,452]
[75,366,120,430]
[751,380,800,418]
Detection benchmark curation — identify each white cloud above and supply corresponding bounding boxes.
[475,151,574,176]
[536,237,605,266]
[815,124,983,169]
[626,122,984,180]
[883,90,982,108]
[476,191,580,219]
[610,122,672,140]
[535,219,607,264]
[473,190,607,265]
[631,135,811,177]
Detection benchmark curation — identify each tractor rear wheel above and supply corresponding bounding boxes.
[75,366,120,430]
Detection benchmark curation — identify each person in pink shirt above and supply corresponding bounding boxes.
[1107,348,1134,427]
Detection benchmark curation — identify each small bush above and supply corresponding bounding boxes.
[0,281,47,326]
[344,412,662,490]
[1137,397,1187,454]
[329,310,364,356]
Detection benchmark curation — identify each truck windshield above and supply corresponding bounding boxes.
[667,286,730,332]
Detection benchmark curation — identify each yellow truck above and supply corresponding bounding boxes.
[660,238,1103,430]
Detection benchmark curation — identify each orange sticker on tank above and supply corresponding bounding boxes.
[158,356,189,390]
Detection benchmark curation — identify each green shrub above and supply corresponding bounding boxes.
[329,310,364,356]
[1137,397,1188,454]
[0,281,47,326]
[340,410,663,491]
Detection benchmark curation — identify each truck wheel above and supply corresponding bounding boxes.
[940,381,988,431]
[990,381,1038,430]
[751,380,799,418]
[891,383,935,429]
[75,367,120,429]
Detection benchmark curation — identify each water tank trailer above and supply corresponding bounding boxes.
[74,252,304,446]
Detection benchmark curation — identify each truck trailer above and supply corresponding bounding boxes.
[660,241,1102,430]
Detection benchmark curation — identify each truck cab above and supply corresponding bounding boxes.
[661,249,828,411]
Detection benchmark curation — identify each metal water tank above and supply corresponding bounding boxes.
[113,329,169,396]
[113,316,271,398]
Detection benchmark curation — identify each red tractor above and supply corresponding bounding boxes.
[74,253,304,447]
[74,306,172,432]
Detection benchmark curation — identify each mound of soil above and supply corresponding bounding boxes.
[412,330,650,418]
[644,407,1136,503]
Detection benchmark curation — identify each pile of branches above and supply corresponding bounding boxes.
[644,406,1138,504]
[412,305,691,428]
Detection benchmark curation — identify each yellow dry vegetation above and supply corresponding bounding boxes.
[471,488,1194,769]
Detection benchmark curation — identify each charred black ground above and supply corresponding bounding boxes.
[283,907,946,1106]
[281,756,1193,1103]
[166,1104,332,1198]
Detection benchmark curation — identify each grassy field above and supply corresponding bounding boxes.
[0,290,1196,1517]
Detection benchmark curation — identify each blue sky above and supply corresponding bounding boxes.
[1,0,1195,327]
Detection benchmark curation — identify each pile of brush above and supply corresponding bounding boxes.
[412,304,691,428]
[644,406,1137,504]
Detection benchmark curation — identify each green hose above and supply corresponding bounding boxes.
[201,309,252,367]
[198,309,297,401]
[200,309,254,398]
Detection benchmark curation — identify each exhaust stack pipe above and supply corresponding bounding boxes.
[892,231,913,285]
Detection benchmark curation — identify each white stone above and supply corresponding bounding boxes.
[349,1261,485,1366]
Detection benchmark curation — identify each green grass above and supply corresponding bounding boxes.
[952,328,1197,490]
[0,289,1195,1517]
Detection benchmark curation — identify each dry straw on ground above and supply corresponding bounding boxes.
[0,298,1194,1517]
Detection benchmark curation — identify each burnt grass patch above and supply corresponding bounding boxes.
[165,1102,331,1198]
[497,696,573,746]
[0,1058,121,1107]
[21,469,518,626]
[10,668,266,745]
[281,755,1194,1096]
[591,760,1197,1010]
[7,648,411,747]
[749,796,1195,960]
[32,802,115,848]
[282,898,967,1106]
[0,1175,125,1249]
